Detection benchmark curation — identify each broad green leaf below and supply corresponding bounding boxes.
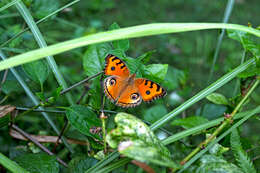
[123,56,144,76]
[202,104,227,120]
[206,93,229,105]
[136,50,156,64]
[106,112,180,168]
[66,105,101,139]
[83,43,111,76]
[143,64,168,82]
[14,153,59,173]
[162,66,187,90]
[68,155,98,173]
[230,128,256,173]
[171,116,209,129]
[227,30,260,58]
[1,80,23,94]
[32,0,59,19]
[196,154,243,173]
[228,30,260,77]
[22,59,50,86]
[143,104,168,123]
[109,23,130,52]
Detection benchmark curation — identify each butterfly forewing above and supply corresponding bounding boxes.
[135,78,166,102]
[104,54,130,77]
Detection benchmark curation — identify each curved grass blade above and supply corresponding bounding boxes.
[0,23,259,71]
[15,1,74,104]
[0,152,29,173]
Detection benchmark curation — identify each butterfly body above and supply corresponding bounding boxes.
[103,54,166,108]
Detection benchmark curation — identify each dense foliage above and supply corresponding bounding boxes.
[0,0,259,173]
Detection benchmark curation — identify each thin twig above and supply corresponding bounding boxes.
[52,118,68,153]
[60,72,103,95]
[0,69,8,93]
[11,124,68,167]
[15,107,65,113]
[9,129,88,145]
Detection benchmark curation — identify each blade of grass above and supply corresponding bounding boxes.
[162,107,260,145]
[233,51,246,96]
[0,152,29,173]
[0,0,20,12]
[150,58,255,130]
[0,0,80,47]
[85,151,120,173]
[97,158,131,173]
[178,105,260,172]
[15,1,74,104]
[0,50,74,153]
[0,13,20,19]
[207,0,235,83]
[0,23,259,71]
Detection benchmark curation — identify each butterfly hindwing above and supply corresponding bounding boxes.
[135,78,166,102]
[103,76,142,108]
[104,54,130,77]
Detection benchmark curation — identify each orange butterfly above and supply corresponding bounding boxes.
[103,54,166,108]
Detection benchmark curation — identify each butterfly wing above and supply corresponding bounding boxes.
[104,54,130,77]
[103,76,142,108]
[135,78,166,102]
[116,82,142,108]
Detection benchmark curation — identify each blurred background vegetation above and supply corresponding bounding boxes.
[0,0,259,172]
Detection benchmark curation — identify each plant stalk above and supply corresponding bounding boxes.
[181,78,259,165]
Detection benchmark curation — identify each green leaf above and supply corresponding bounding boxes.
[22,59,50,86]
[1,80,23,94]
[83,43,111,76]
[196,154,244,173]
[106,112,180,168]
[14,153,59,173]
[206,93,229,105]
[142,104,168,123]
[109,23,130,52]
[65,105,101,139]
[202,103,227,120]
[68,155,98,173]
[230,128,257,173]
[227,30,260,58]
[171,116,209,129]
[162,66,187,90]
[143,64,168,83]
[136,50,156,64]
[32,0,59,19]
[228,30,260,77]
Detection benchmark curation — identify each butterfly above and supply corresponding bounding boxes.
[103,54,166,108]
